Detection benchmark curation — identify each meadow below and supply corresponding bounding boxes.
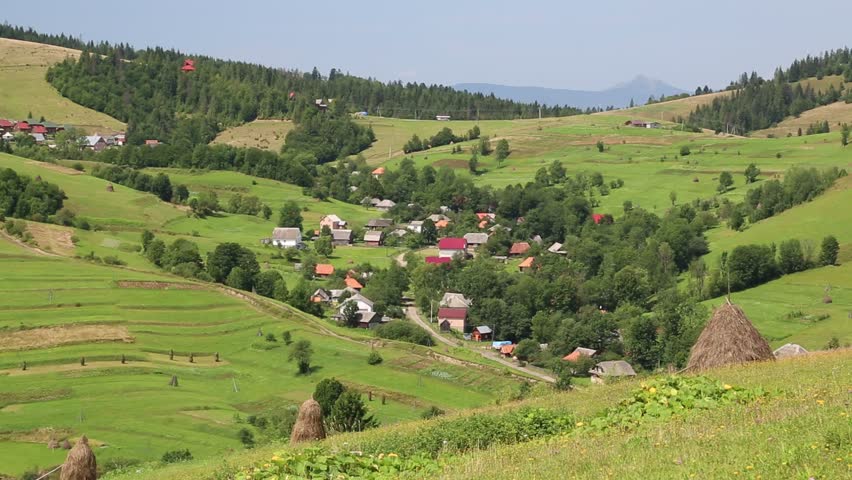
[0,38,125,133]
[0,240,522,477]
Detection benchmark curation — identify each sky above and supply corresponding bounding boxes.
[2,0,851,91]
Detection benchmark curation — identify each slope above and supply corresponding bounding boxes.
[754,101,852,138]
[0,38,124,132]
[210,119,295,151]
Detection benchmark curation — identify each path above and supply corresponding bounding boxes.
[406,306,555,383]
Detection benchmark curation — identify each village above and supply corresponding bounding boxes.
[0,117,128,150]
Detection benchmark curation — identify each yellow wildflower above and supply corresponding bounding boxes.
[669,388,678,396]
[723,384,732,390]
[649,387,657,394]
[576,421,584,427]
[745,466,753,470]
[816,399,825,405]
[388,453,398,458]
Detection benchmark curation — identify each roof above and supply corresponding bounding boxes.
[510,242,531,255]
[31,125,47,134]
[343,293,374,309]
[363,231,384,242]
[145,139,159,145]
[30,133,45,142]
[464,233,489,245]
[84,135,104,146]
[330,287,359,299]
[590,360,636,377]
[322,214,344,224]
[474,325,492,334]
[315,264,335,275]
[500,344,516,355]
[428,214,450,222]
[0,119,13,128]
[331,229,353,241]
[435,220,450,229]
[518,257,535,269]
[476,213,496,220]
[548,242,564,253]
[409,220,424,227]
[344,276,364,289]
[592,213,605,224]
[376,199,396,208]
[357,311,378,324]
[371,167,385,175]
[367,218,393,228]
[272,227,301,241]
[391,229,409,237]
[440,292,471,308]
[438,237,467,250]
[426,256,452,264]
[773,343,808,358]
[311,288,330,299]
[563,347,597,362]
[437,307,467,320]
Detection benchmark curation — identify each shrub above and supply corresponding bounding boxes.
[161,449,193,463]
[679,145,691,156]
[421,406,445,420]
[103,255,126,266]
[238,427,255,448]
[375,321,434,346]
[367,350,383,365]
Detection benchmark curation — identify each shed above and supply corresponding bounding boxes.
[518,257,535,272]
[472,325,492,342]
[376,199,396,212]
[509,242,530,256]
[366,218,393,230]
[315,264,335,277]
[589,360,636,384]
[500,344,516,357]
[562,347,597,362]
[330,229,353,246]
[463,232,489,249]
[548,242,566,254]
[364,231,384,247]
[311,288,331,303]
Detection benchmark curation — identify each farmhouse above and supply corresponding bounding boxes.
[440,292,471,309]
[366,218,393,230]
[363,231,384,247]
[509,242,530,256]
[330,229,353,246]
[438,307,467,332]
[463,233,489,253]
[311,288,331,303]
[320,214,347,230]
[376,199,396,212]
[0,119,14,131]
[518,257,535,272]
[472,325,492,342]
[31,125,48,135]
[315,263,335,277]
[83,135,107,152]
[563,347,597,362]
[269,227,302,248]
[438,237,467,258]
[344,276,364,290]
[407,220,424,233]
[15,121,30,132]
[590,360,636,384]
[339,293,374,313]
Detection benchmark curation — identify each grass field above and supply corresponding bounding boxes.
[0,239,521,477]
[210,119,294,151]
[106,349,852,480]
[755,101,852,138]
[0,38,125,133]
[598,90,731,122]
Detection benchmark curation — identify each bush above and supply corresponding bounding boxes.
[161,449,193,463]
[103,255,126,266]
[367,350,383,365]
[421,406,445,419]
[375,321,434,346]
[679,145,691,156]
[238,427,255,448]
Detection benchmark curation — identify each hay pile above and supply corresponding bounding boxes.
[290,399,325,445]
[60,435,97,480]
[687,299,774,371]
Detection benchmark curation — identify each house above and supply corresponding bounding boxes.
[344,276,364,290]
[437,307,467,332]
[339,293,374,313]
[29,133,46,144]
[315,263,335,277]
[562,347,597,362]
[518,257,535,272]
[548,242,566,254]
[407,220,424,233]
[83,135,107,152]
[390,228,409,237]
[371,167,385,179]
[114,133,126,146]
[15,121,30,132]
[355,311,381,329]
[145,139,160,147]
[427,214,450,223]
[1,132,14,142]
[40,121,64,135]
[500,344,516,357]
[436,115,451,121]
[435,219,450,229]
[0,119,14,131]
[425,256,452,265]
[773,343,808,359]
[376,199,396,212]
[589,360,636,384]
[366,218,393,230]
[364,231,384,247]
[330,229,353,246]
[463,233,489,253]
[440,292,471,309]
[438,237,468,258]
[311,288,331,303]
[329,287,360,303]
[270,227,302,248]
[625,120,661,129]
[472,325,492,342]
[509,242,531,256]
[31,125,48,135]
[320,214,346,230]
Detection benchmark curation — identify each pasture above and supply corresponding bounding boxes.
[0,239,520,477]
[211,119,294,151]
[0,38,125,132]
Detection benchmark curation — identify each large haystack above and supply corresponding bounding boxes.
[290,398,325,445]
[60,435,97,480]
[687,300,773,371]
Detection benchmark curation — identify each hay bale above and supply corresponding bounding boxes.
[106,184,114,192]
[290,399,325,445]
[60,435,97,480]
[687,300,773,371]
[61,439,72,450]
[823,296,832,304]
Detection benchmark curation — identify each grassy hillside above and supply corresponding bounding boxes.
[598,90,731,122]
[0,238,521,477]
[0,38,124,133]
[211,119,294,151]
[106,349,852,480]
[755,101,852,138]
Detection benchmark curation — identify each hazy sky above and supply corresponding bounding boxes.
[3,1,851,91]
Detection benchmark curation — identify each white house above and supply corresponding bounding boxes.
[270,227,302,248]
[338,293,374,314]
[407,220,424,234]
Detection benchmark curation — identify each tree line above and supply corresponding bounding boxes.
[0,168,66,221]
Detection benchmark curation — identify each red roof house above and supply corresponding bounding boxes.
[0,119,14,129]
[509,242,531,256]
[315,263,335,277]
[563,347,598,362]
[438,307,467,332]
[181,59,196,72]
[31,125,47,134]
[592,214,606,224]
[371,167,385,177]
[15,121,30,132]
[344,276,364,290]
[425,256,452,265]
[438,237,468,258]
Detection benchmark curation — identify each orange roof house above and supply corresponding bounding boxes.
[315,264,335,277]
[500,344,516,356]
[435,219,450,229]
[510,242,531,256]
[562,347,597,362]
[518,257,535,271]
[344,276,364,289]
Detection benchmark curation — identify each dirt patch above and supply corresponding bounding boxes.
[23,221,75,256]
[25,161,84,175]
[116,281,207,290]
[432,158,469,169]
[0,324,133,352]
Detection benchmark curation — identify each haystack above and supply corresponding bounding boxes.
[47,439,59,449]
[822,295,832,304]
[290,398,325,445]
[687,299,773,371]
[106,184,114,192]
[60,435,97,480]
[169,375,179,387]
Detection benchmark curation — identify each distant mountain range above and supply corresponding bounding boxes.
[455,75,687,109]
